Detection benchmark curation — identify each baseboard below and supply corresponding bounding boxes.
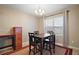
[68,46,79,50]
[55,43,63,46]
[22,41,29,47]
[55,43,79,50]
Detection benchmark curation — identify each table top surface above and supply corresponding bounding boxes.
[34,33,55,38]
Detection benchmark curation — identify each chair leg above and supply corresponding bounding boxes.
[49,44,52,55]
[29,45,31,55]
[53,48,55,54]
[53,35,55,54]
[33,46,36,55]
[43,42,45,49]
[46,43,48,50]
[53,43,55,54]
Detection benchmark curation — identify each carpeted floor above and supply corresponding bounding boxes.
[0,45,78,55]
[9,46,71,55]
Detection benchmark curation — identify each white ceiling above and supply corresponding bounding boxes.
[0,4,76,17]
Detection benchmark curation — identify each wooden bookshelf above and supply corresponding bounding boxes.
[11,27,22,50]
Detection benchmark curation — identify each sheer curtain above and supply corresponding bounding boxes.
[44,13,64,45]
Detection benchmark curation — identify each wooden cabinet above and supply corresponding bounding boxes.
[11,27,22,50]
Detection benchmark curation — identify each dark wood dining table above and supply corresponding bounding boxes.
[34,33,55,55]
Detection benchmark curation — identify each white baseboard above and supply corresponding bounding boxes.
[68,46,79,50]
[22,41,29,47]
[56,43,79,50]
[55,43,63,46]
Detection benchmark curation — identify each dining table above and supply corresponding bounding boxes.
[34,33,55,55]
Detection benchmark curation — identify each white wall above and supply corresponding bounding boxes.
[68,6,79,48]
[0,7,38,46]
[37,6,79,48]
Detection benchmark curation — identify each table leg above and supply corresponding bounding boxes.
[53,35,55,54]
[40,38,43,55]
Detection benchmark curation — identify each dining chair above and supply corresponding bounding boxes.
[34,31,39,35]
[47,31,55,35]
[28,33,34,54]
[43,34,55,54]
[28,33,41,55]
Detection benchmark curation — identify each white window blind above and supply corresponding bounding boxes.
[44,13,64,44]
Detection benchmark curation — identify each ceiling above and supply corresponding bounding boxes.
[0,4,77,17]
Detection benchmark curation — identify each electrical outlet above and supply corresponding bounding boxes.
[72,41,74,43]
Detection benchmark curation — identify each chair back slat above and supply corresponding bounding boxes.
[28,33,34,45]
[47,31,55,35]
[34,31,39,35]
[28,32,41,46]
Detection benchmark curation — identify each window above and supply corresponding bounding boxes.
[44,13,64,44]
[53,16,63,27]
[44,14,64,34]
